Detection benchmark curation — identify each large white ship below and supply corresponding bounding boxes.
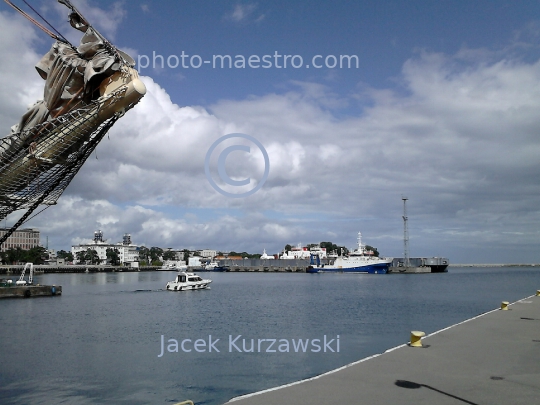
[308,232,391,274]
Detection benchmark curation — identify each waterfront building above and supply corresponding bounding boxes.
[201,249,217,259]
[214,255,243,260]
[71,231,139,265]
[0,228,40,252]
[188,256,202,267]
[280,244,327,259]
[174,250,187,261]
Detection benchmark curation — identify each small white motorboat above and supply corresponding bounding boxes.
[160,262,188,271]
[166,272,212,291]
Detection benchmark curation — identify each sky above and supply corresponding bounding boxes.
[1,0,540,263]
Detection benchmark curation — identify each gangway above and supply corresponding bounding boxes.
[15,263,34,285]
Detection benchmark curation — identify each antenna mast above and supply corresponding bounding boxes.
[402,196,409,267]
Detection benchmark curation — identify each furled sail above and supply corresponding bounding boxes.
[0,0,146,247]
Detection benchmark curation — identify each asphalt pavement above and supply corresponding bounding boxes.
[225,294,540,405]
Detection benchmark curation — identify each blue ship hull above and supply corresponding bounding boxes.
[320,262,389,274]
[211,266,229,272]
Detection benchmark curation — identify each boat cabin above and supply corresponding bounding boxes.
[175,273,203,283]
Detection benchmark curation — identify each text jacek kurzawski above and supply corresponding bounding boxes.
[158,335,340,357]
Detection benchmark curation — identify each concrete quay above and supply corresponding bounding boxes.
[0,265,161,274]
[225,293,540,405]
[388,266,431,273]
[225,266,306,273]
[0,284,62,298]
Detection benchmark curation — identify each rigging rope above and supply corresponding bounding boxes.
[19,204,51,225]
[21,0,71,44]
[0,112,124,248]
[3,0,70,44]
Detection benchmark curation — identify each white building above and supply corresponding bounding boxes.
[188,256,202,267]
[280,244,327,259]
[200,249,217,258]
[71,231,139,265]
[164,249,186,261]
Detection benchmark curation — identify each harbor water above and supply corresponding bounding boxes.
[0,267,538,405]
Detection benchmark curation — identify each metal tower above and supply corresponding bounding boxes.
[402,196,410,267]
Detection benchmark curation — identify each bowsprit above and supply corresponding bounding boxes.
[0,0,146,248]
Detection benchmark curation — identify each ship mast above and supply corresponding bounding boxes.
[402,196,410,267]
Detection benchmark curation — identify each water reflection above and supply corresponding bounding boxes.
[0,267,538,405]
[30,270,177,286]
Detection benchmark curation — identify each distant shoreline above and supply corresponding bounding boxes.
[0,263,538,275]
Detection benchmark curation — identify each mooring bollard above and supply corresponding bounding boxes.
[410,331,425,347]
[501,301,509,310]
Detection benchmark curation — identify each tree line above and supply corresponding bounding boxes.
[0,240,380,266]
[283,241,379,257]
[137,246,189,266]
[72,248,122,265]
[0,246,49,265]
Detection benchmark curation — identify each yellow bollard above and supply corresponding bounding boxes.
[536,290,540,297]
[501,301,509,310]
[410,331,425,347]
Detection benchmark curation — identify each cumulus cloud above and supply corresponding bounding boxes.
[1,8,540,262]
[0,12,43,136]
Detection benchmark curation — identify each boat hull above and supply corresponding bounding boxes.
[166,282,211,291]
[391,257,449,273]
[319,262,389,274]
[209,266,229,272]
[166,271,212,291]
